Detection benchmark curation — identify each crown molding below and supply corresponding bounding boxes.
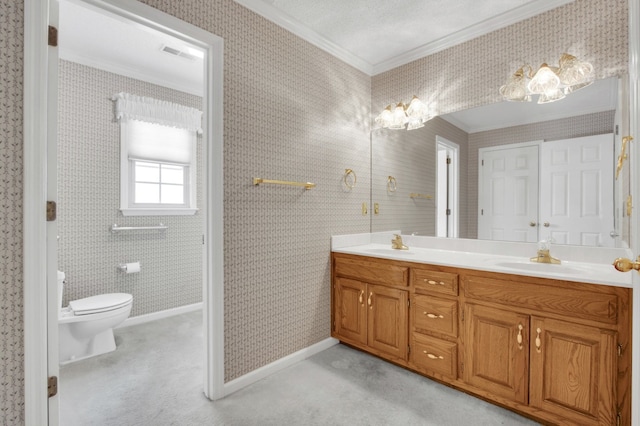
[234,0,575,77]
[232,0,373,74]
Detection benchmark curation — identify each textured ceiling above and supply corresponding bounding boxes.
[264,0,534,65]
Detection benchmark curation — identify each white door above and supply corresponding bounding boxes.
[540,134,614,247]
[478,143,540,242]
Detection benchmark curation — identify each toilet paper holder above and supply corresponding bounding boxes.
[118,262,141,273]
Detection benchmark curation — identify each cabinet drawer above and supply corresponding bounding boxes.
[411,333,457,379]
[413,295,458,338]
[465,276,618,324]
[412,269,458,296]
[335,256,408,287]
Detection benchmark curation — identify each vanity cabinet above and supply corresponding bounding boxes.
[333,256,409,363]
[331,252,632,425]
[463,274,626,426]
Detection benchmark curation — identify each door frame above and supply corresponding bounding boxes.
[436,136,459,238]
[628,0,640,424]
[23,0,225,424]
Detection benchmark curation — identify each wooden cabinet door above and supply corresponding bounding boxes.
[367,284,408,361]
[334,277,367,345]
[464,304,529,404]
[529,317,617,426]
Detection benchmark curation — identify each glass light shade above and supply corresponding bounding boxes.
[499,69,531,102]
[557,53,594,86]
[406,117,424,130]
[388,103,408,129]
[406,96,430,121]
[537,87,566,104]
[375,105,393,128]
[527,63,560,95]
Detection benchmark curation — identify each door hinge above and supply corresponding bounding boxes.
[615,124,619,135]
[202,235,205,245]
[446,209,451,216]
[480,209,483,216]
[460,361,464,374]
[461,310,464,322]
[46,201,57,221]
[48,376,58,398]
[48,25,58,47]
[481,159,484,166]
[408,345,411,354]
[446,157,451,164]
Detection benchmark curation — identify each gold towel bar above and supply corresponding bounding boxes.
[253,177,316,190]
[409,193,433,200]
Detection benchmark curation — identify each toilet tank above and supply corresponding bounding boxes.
[57,271,65,311]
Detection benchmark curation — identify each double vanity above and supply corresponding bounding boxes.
[331,232,633,425]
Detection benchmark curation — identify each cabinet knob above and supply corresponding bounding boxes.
[517,324,523,350]
[367,292,373,308]
[423,351,444,360]
[535,327,542,353]
[358,290,364,305]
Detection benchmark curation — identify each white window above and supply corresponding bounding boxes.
[113,93,201,216]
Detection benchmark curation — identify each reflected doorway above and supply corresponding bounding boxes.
[436,136,459,238]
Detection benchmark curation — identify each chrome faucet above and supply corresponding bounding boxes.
[391,234,409,250]
[530,239,560,264]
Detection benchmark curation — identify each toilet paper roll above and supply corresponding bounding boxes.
[124,262,141,274]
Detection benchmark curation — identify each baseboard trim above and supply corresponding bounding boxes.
[223,337,339,397]
[118,302,203,328]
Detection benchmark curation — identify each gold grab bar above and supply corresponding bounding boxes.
[253,177,316,190]
[616,136,633,180]
[409,193,433,200]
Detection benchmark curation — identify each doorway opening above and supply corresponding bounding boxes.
[436,136,459,238]
[24,0,224,423]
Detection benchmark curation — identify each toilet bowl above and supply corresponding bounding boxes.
[58,271,133,364]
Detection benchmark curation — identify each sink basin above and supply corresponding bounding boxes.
[493,261,582,275]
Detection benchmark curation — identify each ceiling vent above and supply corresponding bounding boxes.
[160,45,200,61]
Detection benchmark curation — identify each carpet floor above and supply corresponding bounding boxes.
[60,310,539,426]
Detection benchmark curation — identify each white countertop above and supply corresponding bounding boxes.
[331,233,633,288]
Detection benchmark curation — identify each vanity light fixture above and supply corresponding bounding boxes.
[500,53,594,104]
[375,95,431,130]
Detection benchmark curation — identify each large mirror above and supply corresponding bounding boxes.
[371,76,629,247]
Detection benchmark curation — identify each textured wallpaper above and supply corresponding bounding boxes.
[57,60,203,317]
[2,0,631,422]
[371,117,469,237]
[135,0,372,382]
[371,0,628,116]
[0,0,25,422]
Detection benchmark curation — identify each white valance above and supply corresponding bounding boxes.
[112,92,202,133]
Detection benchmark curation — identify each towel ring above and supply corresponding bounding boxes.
[344,169,357,189]
[387,176,397,192]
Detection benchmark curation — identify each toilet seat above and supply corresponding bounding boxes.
[69,293,133,316]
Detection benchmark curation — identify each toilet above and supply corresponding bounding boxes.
[58,271,133,364]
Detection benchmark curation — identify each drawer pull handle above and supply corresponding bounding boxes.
[358,290,364,305]
[367,292,373,308]
[424,279,445,286]
[517,324,523,350]
[423,351,444,360]
[535,327,542,353]
[424,312,444,319]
